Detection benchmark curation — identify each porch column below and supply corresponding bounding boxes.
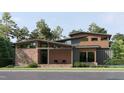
[47,43,50,64]
[94,51,96,62]
[71,48,73,64]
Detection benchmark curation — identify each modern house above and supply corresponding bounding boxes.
[15,32,112,67]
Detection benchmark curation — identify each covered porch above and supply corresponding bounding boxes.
[15,39,73,66]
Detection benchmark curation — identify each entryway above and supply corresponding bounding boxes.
[40,49,48,64]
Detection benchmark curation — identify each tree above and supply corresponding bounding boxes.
[111,33,124,59]
[70,29,83,35]
[0,12,17,39]
[51,26,64,41]
[30,19,52,40]
[111,39,124,59]
[88,23,107,34]
[13,27,29,42]
[0,36,13,67]
[112,33,124,41]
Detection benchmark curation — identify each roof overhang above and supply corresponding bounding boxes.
[15,39,73,47]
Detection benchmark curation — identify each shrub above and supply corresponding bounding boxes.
[73,62,97,67]
[28,63,38,68]
[104,58,124,65]
[6,65,14,68]
[0,58,13,67]
[73,62,82,67]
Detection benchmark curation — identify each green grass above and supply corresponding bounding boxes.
[0,67,124,71]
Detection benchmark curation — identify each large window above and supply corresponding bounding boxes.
[80,51,95,62]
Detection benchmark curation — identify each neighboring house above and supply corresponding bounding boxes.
[15,32,112,67]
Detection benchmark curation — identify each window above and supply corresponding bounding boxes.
[65,40,71,44]
[80,51,95,62]
[91,38,98,41]
[80,38,88,42]
[88,52,95,62]
[80,52,86,62]
[101,37,108,41]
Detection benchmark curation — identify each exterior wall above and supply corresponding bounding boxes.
[49,49,72,64]
[70,33,110,48]
[15,48,38,66]
[96,48,113,65]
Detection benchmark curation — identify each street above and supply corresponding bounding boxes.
[0,71,124,80]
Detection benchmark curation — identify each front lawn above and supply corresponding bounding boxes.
[0,67,124,71]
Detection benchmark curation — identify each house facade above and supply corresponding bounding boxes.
[15,32,112,67]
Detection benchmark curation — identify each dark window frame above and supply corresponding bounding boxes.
[91,38,98,41]
[80,37,88,42]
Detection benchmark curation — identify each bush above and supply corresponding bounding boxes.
[73,62,96,67]
[28,63,38,68]
[0,58,13,67]
[104,58,124,65]
[73,62,82,67]
[6,65,14,68]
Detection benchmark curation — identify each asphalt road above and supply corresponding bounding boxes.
[0,71,124,80]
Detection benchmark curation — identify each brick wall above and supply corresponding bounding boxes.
[80,35,109,48]
[15,48,38,66]
[49,49,72,64]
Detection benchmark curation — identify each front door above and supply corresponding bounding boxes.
[40,49,48,64]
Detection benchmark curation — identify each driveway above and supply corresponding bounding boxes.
[0,71,124,80]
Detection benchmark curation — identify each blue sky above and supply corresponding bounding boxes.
[0,12,124,37]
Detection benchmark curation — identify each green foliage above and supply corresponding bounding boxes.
[0,12,18,39]
[104,58,124,65]
[51,26,64,41]
[28,63,38,68]
[0,36,13,67]
[88,23,107,34]
[0,58,13,67]
[73,62,82,67]
[6,65,14,68]
[111,39,124,59]
[111,33,124,59]
[13,27,29,42]
[70,29,83,35]
[73,62,96,67]
[30,19,52,40]
[112,33,124,41]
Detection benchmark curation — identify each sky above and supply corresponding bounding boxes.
[0,12,124,40]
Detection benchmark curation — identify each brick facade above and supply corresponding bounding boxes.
[15,48,38,66]
[70,33,110,48]
[49,49,71,64]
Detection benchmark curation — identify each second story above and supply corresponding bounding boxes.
[57,32,112,48]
